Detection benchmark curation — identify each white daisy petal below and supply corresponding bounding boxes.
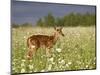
[56,48,62,52]
[21,68,25,73]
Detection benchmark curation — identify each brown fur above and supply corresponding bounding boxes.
[26,27,64,60]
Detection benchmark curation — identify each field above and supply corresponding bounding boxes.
[12,26,96,74]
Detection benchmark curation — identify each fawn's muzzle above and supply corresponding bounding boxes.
[61,33,65,37]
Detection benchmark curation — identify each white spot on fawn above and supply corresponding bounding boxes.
[31,45,35,48]
[26,55,30,58]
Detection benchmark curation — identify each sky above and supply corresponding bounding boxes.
[11,0,96,25]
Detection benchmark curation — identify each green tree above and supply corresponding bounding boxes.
[36,18,44,27]
[21,22,32,27]
[56,17,64,26]
[36,12,96,27]
[12,23,20,28]
[44,13,55,27]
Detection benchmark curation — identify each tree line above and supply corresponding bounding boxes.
[36,12,96,27]
[12,23,33,28]
[12,12,96,28]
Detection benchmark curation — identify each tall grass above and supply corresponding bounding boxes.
[12,27,96,74]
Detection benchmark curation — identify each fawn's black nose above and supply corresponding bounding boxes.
[62,33,65,37]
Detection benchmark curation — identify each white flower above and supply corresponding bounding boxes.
[66,64,69,67]
[29,64,34,69]
[48,64,52,70]
[34,69,37,72]
[27,32,30,35]
[52,62,55,65]
[68,62,72,65]
[52,54,55,57]
[24,36,26,39]
[78,55,81,58]
[21,62,25,67]
[41,56,43,58]
[41,69,45,72]
[60,60,65,64]
[29,71,33,73]
[29,60,32,62]
[56,48,62,52]
[86,65,88,68]
[21,68,25,73]
[49,57,54,62]
[23,47,26,50]
[12,62,15,65]
[40,61,42,64]
[14,59,17,61]
[12,68,15,70]
[58,58,62,61]
[68,49,70,51]
[22,59,26,62]
[77,61,81,64]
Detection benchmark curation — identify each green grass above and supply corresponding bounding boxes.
[12,26,96,74]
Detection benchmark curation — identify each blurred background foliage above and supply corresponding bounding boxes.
[12,12,96,28]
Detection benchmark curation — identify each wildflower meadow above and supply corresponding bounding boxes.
[12,26,96,74]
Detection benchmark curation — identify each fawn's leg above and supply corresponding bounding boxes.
[27,45,37,60]
[27,50,33,60]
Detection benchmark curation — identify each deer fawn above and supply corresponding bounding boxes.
[26,27,64,60]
